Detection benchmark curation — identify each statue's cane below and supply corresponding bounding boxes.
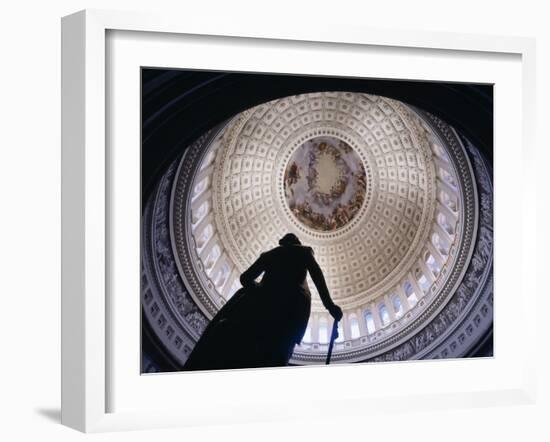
[326,320,339,365]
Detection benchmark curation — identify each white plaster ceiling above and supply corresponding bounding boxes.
[199,92,454,313]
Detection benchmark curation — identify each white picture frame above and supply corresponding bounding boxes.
[61,9,538,433]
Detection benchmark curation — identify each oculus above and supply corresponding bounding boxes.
[284,136,367,232]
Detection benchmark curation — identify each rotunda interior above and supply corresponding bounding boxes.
[140,71,493,372]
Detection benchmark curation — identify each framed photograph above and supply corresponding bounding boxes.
[61,9,537,433]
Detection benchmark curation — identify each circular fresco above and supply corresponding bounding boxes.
[284,136,367,232]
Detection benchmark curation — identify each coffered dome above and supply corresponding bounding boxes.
[203,93,442,309]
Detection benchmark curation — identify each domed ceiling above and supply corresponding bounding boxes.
[142,91,490,366]
[186,92,452,309]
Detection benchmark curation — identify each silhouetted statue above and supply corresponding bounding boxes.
[183,233,343,370]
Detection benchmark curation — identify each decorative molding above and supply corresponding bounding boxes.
[171,129,227,320]
[141,157,208,367]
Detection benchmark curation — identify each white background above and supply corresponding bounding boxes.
[1,0,548,441]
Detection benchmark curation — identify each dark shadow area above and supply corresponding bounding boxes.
[141,308,181,373]
[34,407,61,423]
[467,327,494,358]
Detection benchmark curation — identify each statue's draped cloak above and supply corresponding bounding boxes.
[183,244,332,370]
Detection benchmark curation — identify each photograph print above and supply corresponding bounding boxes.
[140,69,493,373]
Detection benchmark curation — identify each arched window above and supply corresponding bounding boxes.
[426,254,440,275]
[192,201,209,225]
[414,268,430,294]
[439,190,457,212]
[204,244,221,270]
[418,274,430,293]
[364,310,376,334]
[379,303,390,326]
[193,176,209,196]
[432,142,449,162]
[432,232,449,255]
[437,213,454,235]
[439,168,457,188]
[200,150,216,170]
[214,262,231,289]
[391,294,403,318]
[196,224,214,248]
[404,280,418,307]
[350,314,360,339]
